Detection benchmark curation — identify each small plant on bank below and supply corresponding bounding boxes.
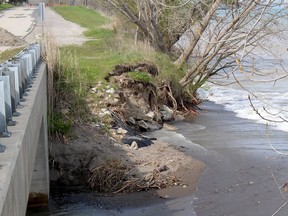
[128,71,151,83]
[48,112,72,137]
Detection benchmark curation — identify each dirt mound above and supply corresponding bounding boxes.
[0,27,27,46]
[49,124,205,196]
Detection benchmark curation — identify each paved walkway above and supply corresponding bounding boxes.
[0,6,38,38]
[0,5,87,47]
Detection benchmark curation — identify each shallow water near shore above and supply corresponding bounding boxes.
[182,102,288,216]
[149,101,288,216]
[27,186,198,216]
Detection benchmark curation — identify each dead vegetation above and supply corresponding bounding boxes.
[87,159,180,193]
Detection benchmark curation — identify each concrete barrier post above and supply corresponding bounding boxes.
[24,55,30,90]
[26,53,33,87]
[0,76,15,126]
[22,53,31,90]
[14,57,25,100]
[5,65,21,108]
[2,70,19,117]
[34,44,41,66]
[0,81,6,153]
[19,56,28,98]
[28,49,36,74]
[0,81,6,134]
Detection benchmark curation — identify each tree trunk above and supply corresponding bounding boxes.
[178,0,260,88]
[173,0,222,67]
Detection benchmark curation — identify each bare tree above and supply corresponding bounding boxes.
[103,0,287,93]
[176,0,287,90]
[102,0,198,53]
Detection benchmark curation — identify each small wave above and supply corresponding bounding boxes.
[150,127,207,152]
[199,82,288,133]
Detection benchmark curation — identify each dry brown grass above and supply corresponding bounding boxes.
[41,34,60,119]
[88,159,131,192]
[87,159,180,194]
[97,16,154,57]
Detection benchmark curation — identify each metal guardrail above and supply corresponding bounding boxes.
[0,44,41,153]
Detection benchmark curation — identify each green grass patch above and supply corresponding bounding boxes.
[84,28,114,39]
[0,3,13,11]
[49,112,72,136]
[52,6,109,28]
[0,46,25,63]
[128,71,152,83]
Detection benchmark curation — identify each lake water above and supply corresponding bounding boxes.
[197,32,288,140]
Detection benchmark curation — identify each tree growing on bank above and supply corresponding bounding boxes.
[102,0,287,92]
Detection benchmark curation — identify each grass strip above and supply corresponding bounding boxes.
[0,3,13,11]
[0,46,25,63]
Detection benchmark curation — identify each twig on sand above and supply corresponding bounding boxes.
[271,171,287,200]
[271,171,288,216]
[272,200,288,216]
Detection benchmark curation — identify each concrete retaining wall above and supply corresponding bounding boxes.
[0,62,49,216]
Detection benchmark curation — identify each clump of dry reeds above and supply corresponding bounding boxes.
[87,159,180,193]
[88,159,130,192]
[41,34,60,121]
